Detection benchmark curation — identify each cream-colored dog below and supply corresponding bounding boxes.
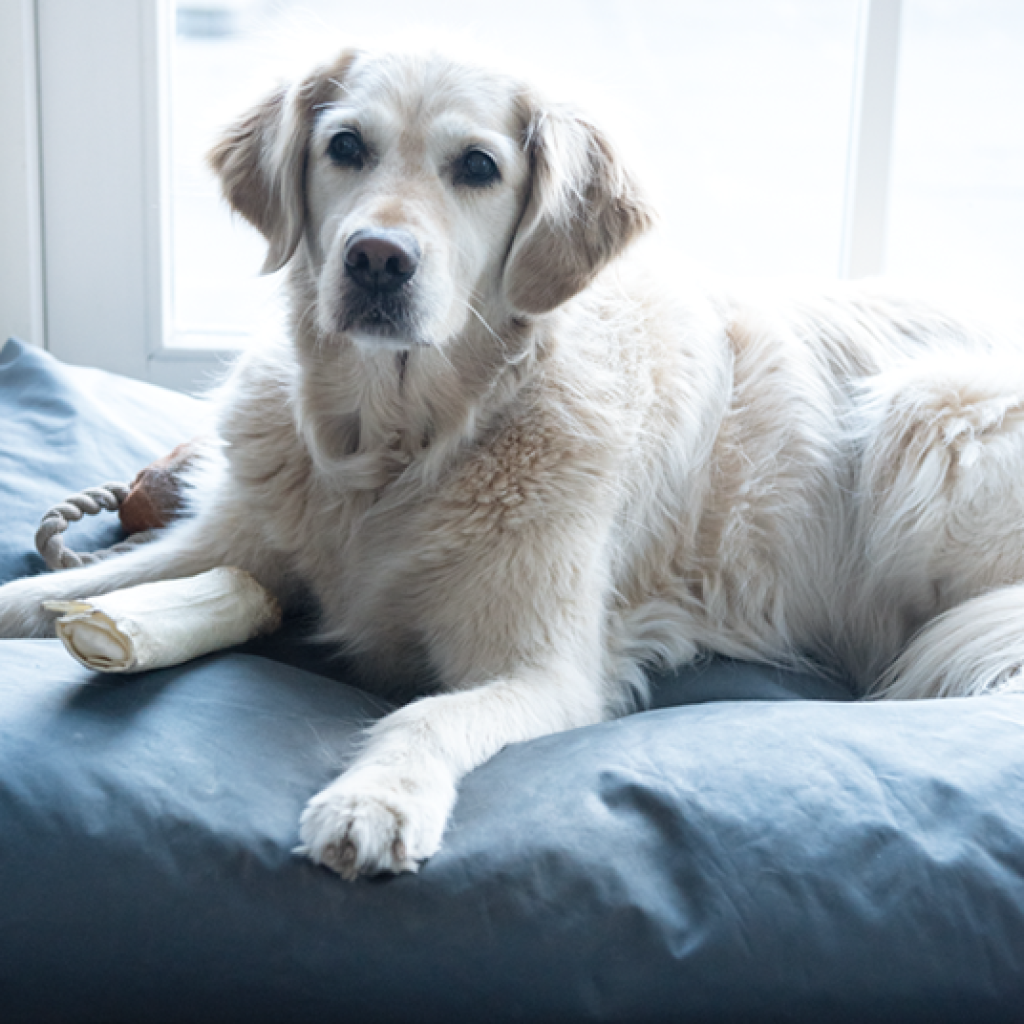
[3,48,1024,879]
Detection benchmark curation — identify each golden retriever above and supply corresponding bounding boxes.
[3,47,1024,879]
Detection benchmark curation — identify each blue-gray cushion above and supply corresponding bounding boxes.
[1,337,1023,1023]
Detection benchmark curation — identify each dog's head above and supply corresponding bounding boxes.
[209,49,653,351]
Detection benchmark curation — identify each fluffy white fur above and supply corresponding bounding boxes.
[3,49,1024,879]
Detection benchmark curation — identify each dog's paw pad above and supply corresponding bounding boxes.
[318,837,360,880]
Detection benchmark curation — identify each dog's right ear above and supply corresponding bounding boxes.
[208,63,345,274]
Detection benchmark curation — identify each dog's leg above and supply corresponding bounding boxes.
[0,498,287,638]
[0,518,224,638]
[851,350,1024,695]
[299,454,621,879]
[298,659,604,879]
[873,584,1024,698]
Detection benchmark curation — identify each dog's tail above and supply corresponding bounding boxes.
[872,583,1024,698]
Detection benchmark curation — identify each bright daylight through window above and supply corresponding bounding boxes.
[168,0,1023,349]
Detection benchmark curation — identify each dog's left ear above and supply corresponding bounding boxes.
[208,61,346,274]
[503,103,655,316]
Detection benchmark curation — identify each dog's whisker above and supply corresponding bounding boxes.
[465,301,503,347]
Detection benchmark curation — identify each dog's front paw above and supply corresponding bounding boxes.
[0,577,59,638]
[297,769,455,880]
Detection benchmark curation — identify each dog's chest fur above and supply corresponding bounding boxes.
[214,301,640,685]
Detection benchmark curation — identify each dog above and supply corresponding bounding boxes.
[3,47,1024,880]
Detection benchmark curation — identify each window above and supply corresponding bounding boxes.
[169,0,862,349]
[4,1,1020,392]
[887,0,1024,293]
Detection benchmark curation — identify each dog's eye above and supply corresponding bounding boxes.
[456,149,500,187]
[327,131,365,169]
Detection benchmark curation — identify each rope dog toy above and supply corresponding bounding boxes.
[35,484,154,571]
[34,439,200,571]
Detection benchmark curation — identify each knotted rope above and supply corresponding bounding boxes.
[35,484,156,571]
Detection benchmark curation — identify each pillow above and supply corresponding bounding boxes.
[2,642,1023,1023]
[2,337,1023,1023]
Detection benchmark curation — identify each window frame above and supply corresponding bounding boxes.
[0,0,46,353]
[5,0,901,392]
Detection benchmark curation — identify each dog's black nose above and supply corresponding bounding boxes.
[344,229,421,293]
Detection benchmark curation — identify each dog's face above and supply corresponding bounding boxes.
[210,49,653,352]
[304,53,529,349]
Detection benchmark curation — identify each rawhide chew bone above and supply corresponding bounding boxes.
[43,567,281,673]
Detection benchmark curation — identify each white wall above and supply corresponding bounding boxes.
[0,0,45,349]
[35,0,155,380]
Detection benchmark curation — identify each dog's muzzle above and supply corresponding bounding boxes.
[344,229,421,293]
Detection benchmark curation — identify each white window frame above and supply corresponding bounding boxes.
[841,0,903,279]
[0,0,46,353]
[1,0,901,392]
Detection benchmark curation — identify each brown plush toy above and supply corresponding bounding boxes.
[118,438,205,534]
